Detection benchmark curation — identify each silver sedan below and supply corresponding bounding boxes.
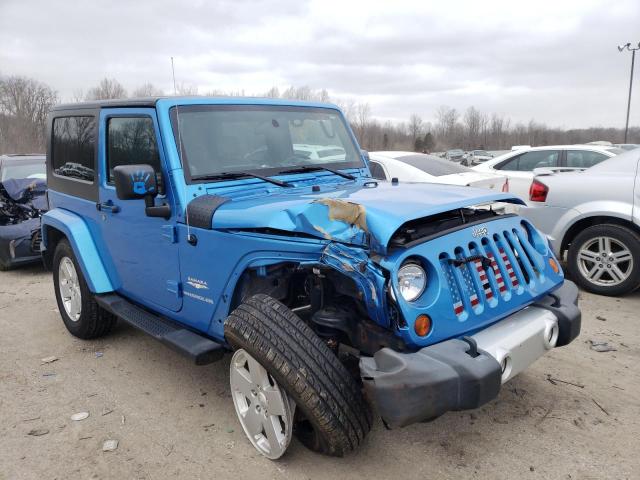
[519,149,640,296]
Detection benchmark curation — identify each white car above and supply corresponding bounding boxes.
[472,145,624,201]
[369,151,507,190]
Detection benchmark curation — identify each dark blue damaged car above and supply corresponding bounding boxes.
[41,97,581,459]
[0,154,47,270]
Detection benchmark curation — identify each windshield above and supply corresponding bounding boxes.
[448,149,463,155]
[473,150,489,156]
[1,161,46,181]
[170,105,362,181]
[397,154,473,176]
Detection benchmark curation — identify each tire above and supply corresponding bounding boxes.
[224,294,373,457]
[52,239,116,339]
[567,224,640,296]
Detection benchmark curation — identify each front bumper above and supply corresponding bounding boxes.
[0,220,42,268]
[360,281,581,428]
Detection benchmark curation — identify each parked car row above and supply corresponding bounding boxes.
[471,144,624,201]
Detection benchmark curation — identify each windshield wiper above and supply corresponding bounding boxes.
[279,165,356,180]
[191,171,292,187]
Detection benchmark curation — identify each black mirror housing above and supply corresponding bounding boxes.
[113,164,158,200]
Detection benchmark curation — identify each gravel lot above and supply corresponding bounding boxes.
[1,264,639,480]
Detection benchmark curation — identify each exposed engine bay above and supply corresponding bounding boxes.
[0,178,47,225]
[0,178,47,268]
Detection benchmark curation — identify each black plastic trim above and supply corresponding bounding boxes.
[95,293,224,365]
[532,280,581,347]
[185,194,231,229]
[360,339,501,428]
[395,214,517,250]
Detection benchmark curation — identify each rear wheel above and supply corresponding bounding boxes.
[567,224,640,296]
[224,294,372,458]
[52,239,116,338]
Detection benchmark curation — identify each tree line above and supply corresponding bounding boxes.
[1,74,638,155]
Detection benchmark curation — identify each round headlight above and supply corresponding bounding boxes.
[397,263,426,302]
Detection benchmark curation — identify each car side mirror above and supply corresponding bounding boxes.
[113,164,158,200]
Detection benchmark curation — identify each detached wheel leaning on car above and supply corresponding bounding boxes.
[52,239,116,338]
[568,224,640,296]
[224,294,372,458]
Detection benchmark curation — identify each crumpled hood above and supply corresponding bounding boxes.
[211,181,523,254]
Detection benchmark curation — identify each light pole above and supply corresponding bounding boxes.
[618,42,640,143]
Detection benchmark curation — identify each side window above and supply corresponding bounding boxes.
[369,161,387,180]
[566,150,608,169]
[107,117,160,183]
[52,116,96,182]
[497,150,559,171]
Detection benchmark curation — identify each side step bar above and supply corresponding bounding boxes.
[95,294,225,365]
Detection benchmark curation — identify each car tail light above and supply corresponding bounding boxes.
[501,178,509,192]
[529,179,548,202]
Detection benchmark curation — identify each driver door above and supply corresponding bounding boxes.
[96,108,182,312]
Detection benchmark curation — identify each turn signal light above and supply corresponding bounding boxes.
[414,314,432,337]
[549,257,560,274]
[529,180,549,202]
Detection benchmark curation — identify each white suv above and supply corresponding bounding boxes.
[473,145,624,201]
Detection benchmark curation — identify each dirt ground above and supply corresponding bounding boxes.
[1,264,639,480]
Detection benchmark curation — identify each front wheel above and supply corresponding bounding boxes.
[224,294,372,458]
[567,224,640,296]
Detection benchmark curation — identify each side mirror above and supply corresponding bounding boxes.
[113,164,158,200]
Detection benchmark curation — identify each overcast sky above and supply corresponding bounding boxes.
[1,0,639,128]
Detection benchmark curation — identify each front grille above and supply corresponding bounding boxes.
[31,229,42,253]
[440,227,543,319]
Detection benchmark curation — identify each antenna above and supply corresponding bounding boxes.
[171,57,196,245]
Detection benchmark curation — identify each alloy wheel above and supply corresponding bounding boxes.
[577,236,634,287]
[230,349,294,459]
[58,256,82,321]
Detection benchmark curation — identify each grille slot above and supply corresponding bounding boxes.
[31,230,42,254]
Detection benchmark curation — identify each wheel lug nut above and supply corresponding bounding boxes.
[596,257,601,261]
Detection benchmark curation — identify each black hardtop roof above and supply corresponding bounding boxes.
[52,97,163,111]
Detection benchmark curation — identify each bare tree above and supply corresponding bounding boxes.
[408,114,423,142]
[463,106,482,149]
[351,102,371,146]
[85,78,127,100]
[435,105,459,149]
[264,86,280,98]
[0,75,58,153]
[174,83,198,96]
[132,83,164,97]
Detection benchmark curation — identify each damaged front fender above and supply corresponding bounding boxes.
[320,242,390,327]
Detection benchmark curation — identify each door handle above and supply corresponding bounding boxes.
[96,200,121,214]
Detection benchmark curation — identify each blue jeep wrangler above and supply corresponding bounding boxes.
[41,97,580,459]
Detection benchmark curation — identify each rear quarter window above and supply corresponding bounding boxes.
[52,116,96,182]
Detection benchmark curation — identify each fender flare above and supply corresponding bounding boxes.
[41,209,114,293]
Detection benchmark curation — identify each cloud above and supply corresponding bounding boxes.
[0,0,638,127]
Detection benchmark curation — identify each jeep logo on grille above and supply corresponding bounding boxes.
[472,226,488,238]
